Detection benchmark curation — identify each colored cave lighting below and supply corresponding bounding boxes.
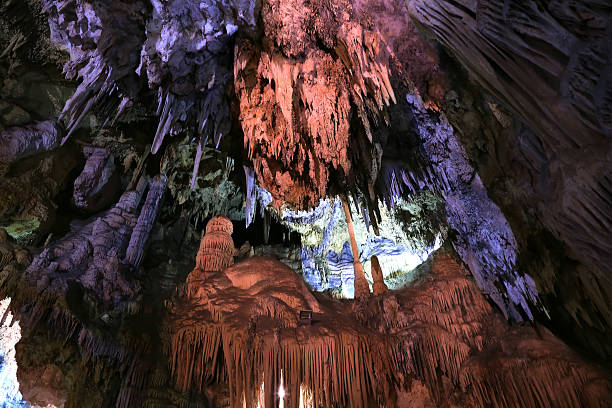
[278,371,285,408]
[254,373,315,408]
[0,298,27,407]
[282,196,445,297]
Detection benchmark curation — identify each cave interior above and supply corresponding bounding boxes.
[0,0,611,407]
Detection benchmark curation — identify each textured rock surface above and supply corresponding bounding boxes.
[395,0,612,360]
[46,0,147,141]
[15,177,164,321]
[196,216,235,269]
[0,180,167,406]
[47,0,258,156]
[0,121,62,162]
[125,176,168,268]
[235,0,395,208]
[376,89,539,321]
[0,144,79,244]
[2,1,612,406]
[141,0,257,154]
[165,250,612,407]
[405,0,612,321]
[73,146,120,213]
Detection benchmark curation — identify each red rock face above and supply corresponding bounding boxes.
[235,0,395,209]
[165,248,612,407]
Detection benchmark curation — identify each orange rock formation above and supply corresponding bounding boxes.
[164,225,612,408]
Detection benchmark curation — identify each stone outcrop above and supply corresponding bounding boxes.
[397,0,612,359]
[0,144,79,244]
[377,88,539,321]
[0,121,62,162]
[124,176,168,268]
[141,0,258,154]
[73,146,120,213]
[0,178,167,407]
[195,216,236,273]
[405,0,612,315]
[12,177,165,324]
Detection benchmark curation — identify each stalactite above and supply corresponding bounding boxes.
[234,1,395,209]
[163,247,611,408]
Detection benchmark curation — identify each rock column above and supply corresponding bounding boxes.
[341,196,370,299]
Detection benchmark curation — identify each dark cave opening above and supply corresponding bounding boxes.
[232,210,301,248]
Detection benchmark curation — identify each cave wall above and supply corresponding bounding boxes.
[401,0,612,360]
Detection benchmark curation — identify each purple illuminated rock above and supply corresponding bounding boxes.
[378,91,540,321]
[0,121,62,162]
[25,176,165,312]
[45,0,147,141]
[125,176,167,268]
[73,146,120,213]
[47,0,258,158]
[405,0,612,308]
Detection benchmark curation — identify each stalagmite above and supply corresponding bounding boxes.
[370,256,388,296]
[163,246,612,408]
[125,176,168,268]
[340,196,370,299]
[184,215,237,300]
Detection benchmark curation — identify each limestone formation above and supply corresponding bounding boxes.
[184,215,237,297]
[234,0,395,208]
[1,1,611,406]
[370,256,388,296]
[73,146,120,213]
[405,0,612,317]
[196,216,236,272]
[9,176,165,322]
[0,121,63,162]
[165,250,612,408]
[340,196,370,299]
